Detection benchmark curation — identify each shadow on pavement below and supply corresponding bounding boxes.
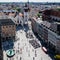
[2,40,14,51]
[16,25,23,31]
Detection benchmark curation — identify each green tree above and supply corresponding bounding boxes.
[37,13,40,17]
[57,8,60,11]
[16,8,21,12]
[13,7,21,12]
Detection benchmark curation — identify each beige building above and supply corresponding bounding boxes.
[0,19,16,42]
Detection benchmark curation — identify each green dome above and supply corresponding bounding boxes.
[6,49,15,57]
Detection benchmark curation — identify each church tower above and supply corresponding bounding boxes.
[23,0,30,25]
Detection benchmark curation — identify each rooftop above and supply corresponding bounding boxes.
[19,13,23,17]
[32,17,43,24]
[8,13,16,17]
[0,19,15,26]
[41,21,51,28]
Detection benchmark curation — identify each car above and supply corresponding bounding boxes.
[41,47,47,53]
[54,55,60,60]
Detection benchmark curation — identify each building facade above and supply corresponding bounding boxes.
[42,9,60,53]
[31,17,38,34]
[0,19,16,42]
[31,15,60,53]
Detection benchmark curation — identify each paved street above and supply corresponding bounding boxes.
[3,25,52,60]
[29,40,40,49]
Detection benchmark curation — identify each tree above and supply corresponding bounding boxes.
[57,8,60,11]
[13,7,21,12]
[16,8,21,12]
[37,13,40,17]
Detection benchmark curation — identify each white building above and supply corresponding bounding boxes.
[48,28,60,53]
[14,13,23,26]
[8,13,23,26]
[31,17,60,53]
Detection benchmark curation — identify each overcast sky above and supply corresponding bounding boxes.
[0,0,60,2]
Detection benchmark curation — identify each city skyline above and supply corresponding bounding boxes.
[0,1,60,60]
[0,0,60,2]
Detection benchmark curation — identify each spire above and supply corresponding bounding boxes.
[28,0,29,4]
[27,0,30,11]
[24,0,30,12]
[27,0,29,7]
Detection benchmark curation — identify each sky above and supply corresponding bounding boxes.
[0,0,60,2]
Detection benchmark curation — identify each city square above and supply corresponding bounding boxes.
[2,25,52,60]
[0,1,60,60]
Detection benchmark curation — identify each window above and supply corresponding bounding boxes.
[25,15,27,17]
[2,38,5,40]
[6,26,8,28]
[15,21,16,22]
[2,32,5,34]
[13,28,14,30]
[3,26,4,28]
[6,37,8,40]
[9,26,11,27]
[6,34,8,36]
[9,37,11,39]
[12,25,14,27]
[17,20,19,23]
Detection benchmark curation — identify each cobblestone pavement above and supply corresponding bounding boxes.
[3,26,52,60]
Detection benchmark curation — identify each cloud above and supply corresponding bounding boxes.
[0,0,60,2]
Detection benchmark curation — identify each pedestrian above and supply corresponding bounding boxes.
[7,58,8,60]
[12,57,14,60]
[28,53,30,57]
[29,44,31,48]
[25,43,26,46]
[41,57,42,60]
[32,49,34,52]
[33,57,35,60]
[20,57,22,60]
[35,50,36,54]
[35,53,37,57]
[16,50,17,53]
